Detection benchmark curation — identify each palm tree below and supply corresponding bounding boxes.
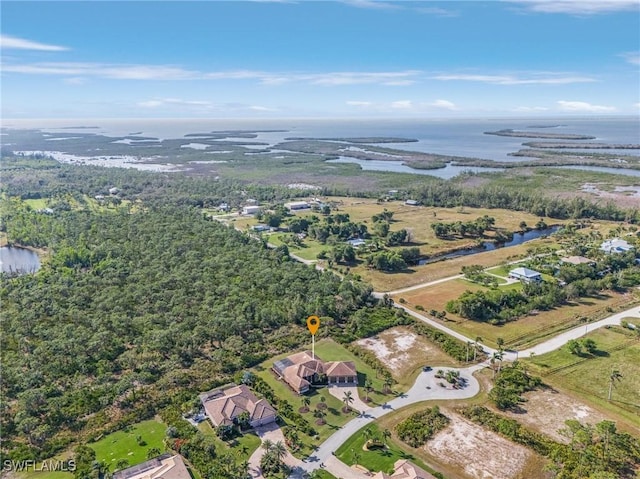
[382,428,391,444]
[383,374,393,394]
[313,409,326,425]
[496,337,505,351]
[262,438,274,452]
[272,441,287,463]
[342,390,354,412]
[474,336,482,361]
[608,368,623,401]
[301,396,311,412]
[491,351,503,379]
[363,426,372,444]
[353,451,361,467]
[318,395,327,410]
[364,379,373,402]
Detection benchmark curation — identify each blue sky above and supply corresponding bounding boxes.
[2,0,639,119]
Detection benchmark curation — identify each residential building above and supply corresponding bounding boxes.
[285,201,311,211]
[199,384,277,428]
[600,238,633,254]
[405,199,419,206]
[372,459,437,479]
[242,205,261,215]
[273,351,357,394]
[252,224,270,232]
[508,267,542,283]
[113,454,190,479]
[346,238,366,248]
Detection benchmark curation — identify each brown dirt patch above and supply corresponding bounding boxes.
[502,388,609,443]
[355,326,458,379]
[427,412,536,479]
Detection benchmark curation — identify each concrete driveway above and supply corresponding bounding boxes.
[248,422,303,478]
[327,384,372,414]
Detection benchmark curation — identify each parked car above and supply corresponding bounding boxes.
[423,366,432,372]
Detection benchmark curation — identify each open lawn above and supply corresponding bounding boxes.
[400,280,637,349]
[89,419,167,471]
[197,421,261,460]
[335,423,435,476]
[267,233,326,261]
[524,325,640,429]
[23,198,49,209]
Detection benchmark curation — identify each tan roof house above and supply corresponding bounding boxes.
[372,459,438,479]
[273,351,357,394]
[113,454,190,479]
[199,384,277,428]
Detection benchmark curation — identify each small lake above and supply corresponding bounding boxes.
[0,246,41,275]
[326,157,504,179]
[419,226,560,265]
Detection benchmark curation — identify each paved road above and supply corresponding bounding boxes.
[290,367,481,478]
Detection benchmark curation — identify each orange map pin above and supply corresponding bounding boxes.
[306,315,320,335]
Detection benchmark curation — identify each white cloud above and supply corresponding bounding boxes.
[506,0,639,15]
[0,34,69,51]
[513,106,550,112]
[633,102,640,109]
[341,0,400,10]
[431,73,596,85]
[557,100,616,112]
[346,101,372,107]
[2,61,421,87]
[619,52,640,65]
[137,98,213,108]
[391,100,413,109]
[63,77,86,85]
[249,105,277,111]
[415,6,459,17]
[430,99,457,110]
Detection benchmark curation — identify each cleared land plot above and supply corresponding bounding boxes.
[502,388,610,443]
[400,282,636,349]
[355,327,461,386]
[426,413,539,479]
[523,326,640,430]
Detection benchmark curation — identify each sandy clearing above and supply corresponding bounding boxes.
[427,413,533,479]
[502,388,609,443]
[356,328,430,374]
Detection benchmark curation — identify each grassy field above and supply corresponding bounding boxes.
[197,421,261,460]
[335,423,435,476]
[90,419,167,470]
[399,278,637,349]
[524,325,640,427]
[267,233,325,261]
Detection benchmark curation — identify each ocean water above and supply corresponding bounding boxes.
[3,116,639,163]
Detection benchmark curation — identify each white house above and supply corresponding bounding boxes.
[600,238,633,254]
[509,267,542,283]
[109,187,120,195]
[252,224,270,232]
[405,199,419,206]
[242,205,261,215]
[346,238,366,248]
[285,201,311,211]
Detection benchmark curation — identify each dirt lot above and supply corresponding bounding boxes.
[426,412,541,479]
[502,388,609,443]
[355,327,459,383]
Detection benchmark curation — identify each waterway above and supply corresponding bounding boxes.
[419,226,560,265]
[0,246,41,275]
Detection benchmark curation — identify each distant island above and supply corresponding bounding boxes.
[523,142,640,149]
[485,129,595,140]
[284,136,418,143]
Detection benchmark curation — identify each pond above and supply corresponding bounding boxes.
[419,226,560,265]
[0,246,41,275]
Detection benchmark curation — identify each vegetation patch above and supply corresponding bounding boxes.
[395,406,450,448]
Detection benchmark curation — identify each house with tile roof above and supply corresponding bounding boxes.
[273,351,357,394]
[113,454,190,479]
[199,384,277,428]
[372,459,437,479]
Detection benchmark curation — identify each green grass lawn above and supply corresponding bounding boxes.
[524,325,640,426]
[23,198,49,209]
[267,233,327,261]
[90,419,167,471]
[197,421,261,461]
[335,423,435,476]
